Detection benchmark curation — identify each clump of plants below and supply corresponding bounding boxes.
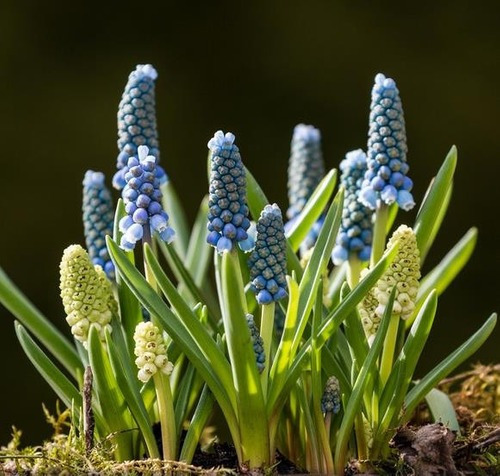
[0,65,497,475]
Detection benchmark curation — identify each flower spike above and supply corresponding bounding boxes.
[206,131,252,253]
[118,145,175,251]
[246,314,266,373]
[286,124,325,220]
[113,64,167,189]
[134,321,173,383]
[82,171,115,279]
[59,245,117,347]
[332,149,374,265]
[374,225,420,320]
[359,73,415,211]
[321,376,341,414]
[248,204,288,305]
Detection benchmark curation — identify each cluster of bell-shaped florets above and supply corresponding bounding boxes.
[286,123,325,219]
[133,321,173,383]
[246,314,266,373]
[321,376,341,414]
[206,131,252,253]
[374,225,420,320]
[359,73,415,211]
[332,149,374,265]
[59,245,117,347]
[82,171,115,280]
[249,204,288,305]
[113,64,166,190]
[118,145,175,251]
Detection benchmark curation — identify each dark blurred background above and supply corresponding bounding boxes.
[0,1,498,445]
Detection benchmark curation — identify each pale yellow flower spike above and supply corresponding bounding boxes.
[59,244,116,347]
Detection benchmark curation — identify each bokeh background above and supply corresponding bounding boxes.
[0,1,498,445]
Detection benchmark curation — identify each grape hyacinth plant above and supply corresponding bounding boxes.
[0,66,497,476]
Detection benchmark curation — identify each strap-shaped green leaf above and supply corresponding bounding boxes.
[286,169,337,252]
[1,270,81,378]
[408,228,478,329]
[112,199,142,351]
[179,384,215,463]
[15,322,82,422]
[403,313,497,422]
[161,180,190,259]
[290,189,344,358]
[414,145,457,262]
[156,239,221,330]
[88,326,133,460]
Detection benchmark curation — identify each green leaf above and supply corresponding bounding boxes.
[245,166,303,279]
[1,268,81,378]
[425,388,460,434]
[15,322,82,422]
[161,180,190,259]
[156,240,221,330]
[184,196,213,286]
[403,313,497,422]
[410,228,477,328]
[179,384,215,463]
[88,326,133,460]
[112,199,142,350]
[290,189,343,358]
[414,145,457,263]
[286,169,337,252]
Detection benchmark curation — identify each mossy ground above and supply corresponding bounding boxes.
[1,364,498,475]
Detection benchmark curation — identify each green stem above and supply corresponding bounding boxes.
[370,204,389,268]
[347,256,362,289]
[153,372,177,460]
[379,312,400,386]
[260,302,275,396]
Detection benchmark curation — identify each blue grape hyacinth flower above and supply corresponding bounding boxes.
[119,145,175,251]
[286,124,325,220]
[206,131,252,253]
[82,171,115,279]
[113,64,167,190]
[332,150,374,265]
[359,73,415,211]
[249,204,288,305]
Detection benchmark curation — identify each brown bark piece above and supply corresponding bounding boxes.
[391,423,460,475]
